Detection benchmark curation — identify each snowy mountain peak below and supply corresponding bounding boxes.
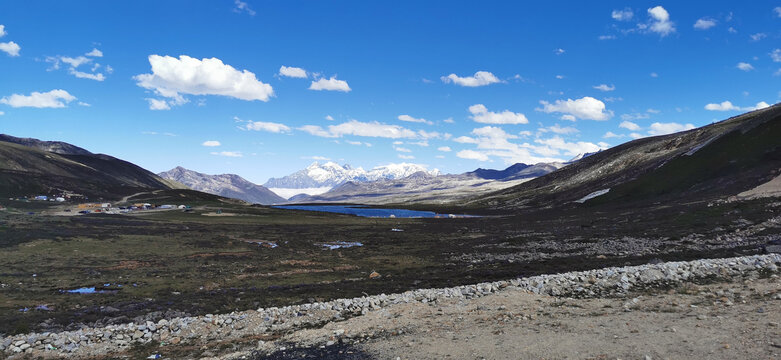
[264,162,440,198]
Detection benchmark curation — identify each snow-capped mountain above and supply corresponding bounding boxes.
[291,162,563,205]
[158,167,286,205]
[568,151,600,163]
[264,162,440,198]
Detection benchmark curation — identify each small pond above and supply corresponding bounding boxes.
[274,205,476,218]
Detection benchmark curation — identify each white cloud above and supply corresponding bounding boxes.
[441,71,501,87]
[728,26,737,33]
[454,136,477,144]
[554,48,565,55]
[612,8,634,21]
[345,140,372,147]
[70,69,105,81]
[211,151,243,157]
[0,25,5,37]
[298,125,332,138]
[648,122,695,136]
[77,101,91,107]
[85,48,103,57]
[555,75,565,79]
[394,146,412,153]
[279,65,307,78]
[308,77,351,92]
[599,35,617,40]
[736,62,754,71]
[537,96,612,121]
[646,108,661,114]
[650,72,659,78]
[704,101,739,111]
[398,154,415,160]
[60,56,91,68]
[547,124,579,134]
[457,149,490,161]
[629,133,645,139]
[704,100,769,112]
[202,140,221,147]
[242,120,291,133]
[770,49,781,63]
[745,101,771,111]
[146,98,171,110]
[443,117,454,124]
[233,0,256,15]
[0,41,20,56]
[603,131,623,139]
[135,55,274,109]
[533,136,608,157]
[647,6,675,36]
[453,126,574,164]
[775,7,781,18]
[142,131,177,137]
[325,115,335,121]
[46,54,107,81]
[468,104,529,124]
[621,113,650,121]
[593,84,615,92]
[619,120,641,131]
[437,146,452,152]
[398,114,432,125]
[750,33,766,41]
[693,18,717,30]
[299,120,418,139]
[0,89,76,108]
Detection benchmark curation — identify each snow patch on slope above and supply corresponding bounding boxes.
[574,188,610,203]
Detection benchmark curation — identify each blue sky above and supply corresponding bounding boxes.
[0,1,779,184]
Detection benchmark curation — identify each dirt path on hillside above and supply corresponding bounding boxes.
[253,277,780,360]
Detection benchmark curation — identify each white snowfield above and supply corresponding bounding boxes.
[268,187,333,199]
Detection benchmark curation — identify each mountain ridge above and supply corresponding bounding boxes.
[264,161,441,198]
[158,167,285,205]
[0,135,184,199]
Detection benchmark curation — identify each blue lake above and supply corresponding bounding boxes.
[274,205,474,218]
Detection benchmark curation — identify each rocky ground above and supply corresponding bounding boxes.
[1,254,779,359]
[267,274,780,360]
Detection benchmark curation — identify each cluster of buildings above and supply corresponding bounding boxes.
[12,191,86,203]
[74,203,190,214]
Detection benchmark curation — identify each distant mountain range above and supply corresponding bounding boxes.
[263,162,440,198]
[292,162,564,204]
[0,134,184,199]
[158,167,285,205]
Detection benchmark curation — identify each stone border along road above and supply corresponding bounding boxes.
[2,254,780,358]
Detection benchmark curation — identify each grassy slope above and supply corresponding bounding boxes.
[470,104,780,210]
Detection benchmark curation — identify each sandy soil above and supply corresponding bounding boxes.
[269,277,781,360]
[739,173,781,199]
